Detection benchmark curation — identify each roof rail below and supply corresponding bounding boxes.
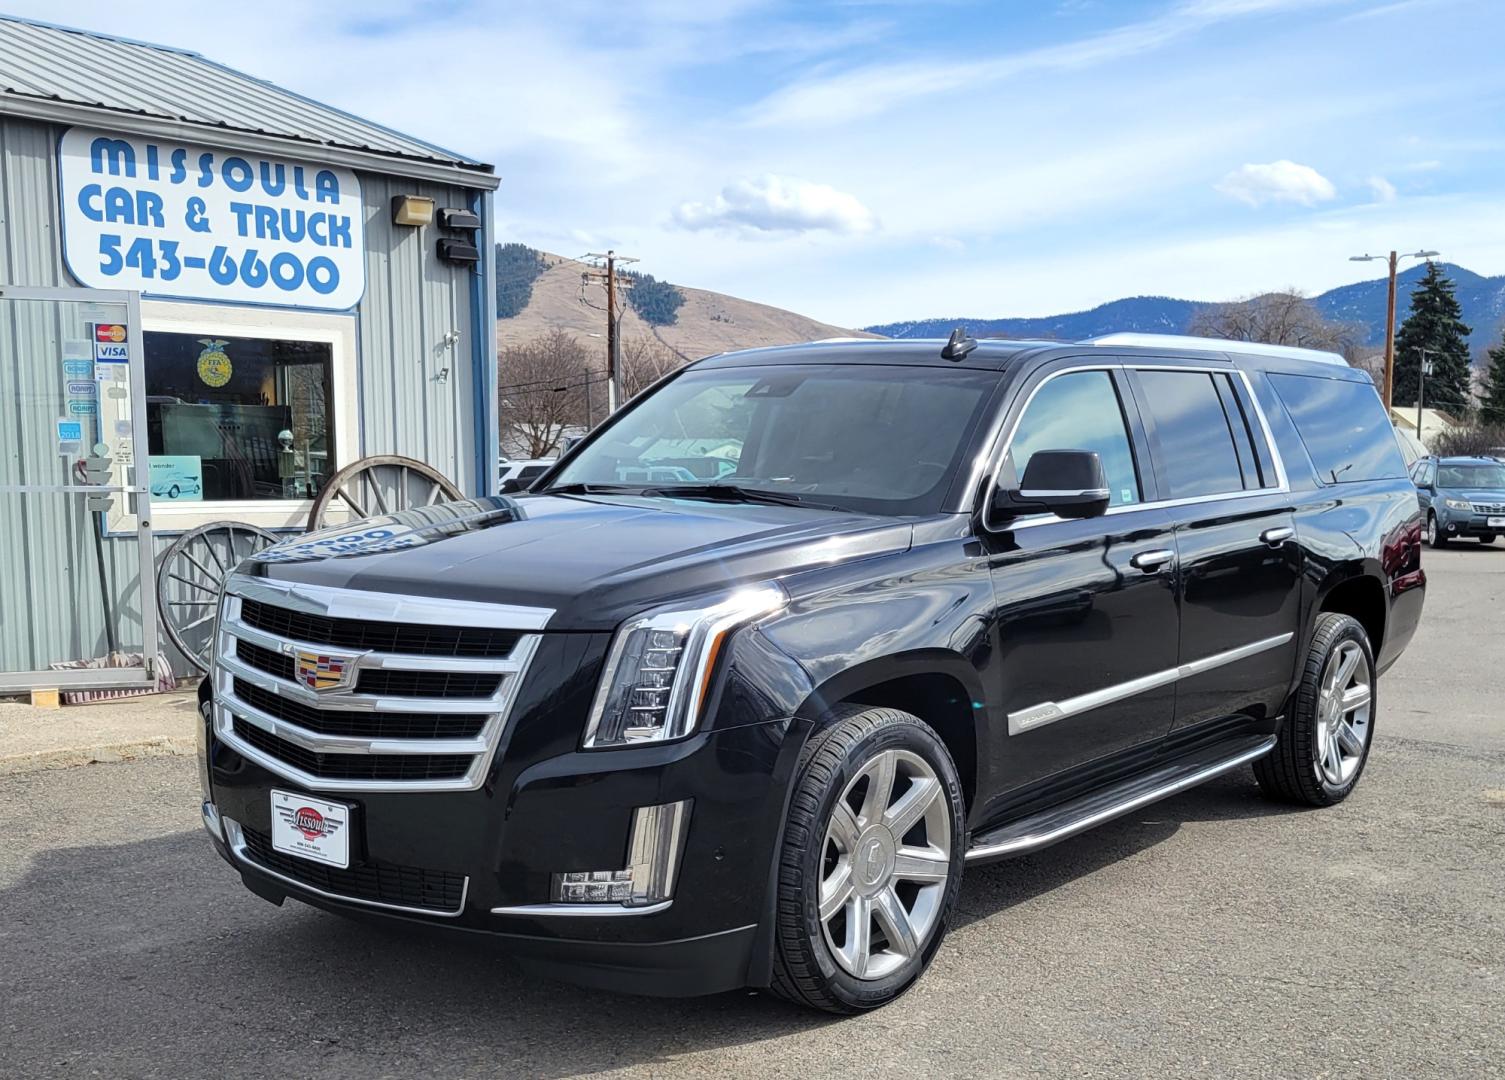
[1083,332,1348,368]
[941,327,978,361]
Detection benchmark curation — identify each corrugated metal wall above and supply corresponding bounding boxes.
[0,113,482,675]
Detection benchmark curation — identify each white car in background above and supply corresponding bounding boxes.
[498,458,556,492]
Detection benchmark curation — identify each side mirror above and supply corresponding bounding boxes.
[992,449,1111,521]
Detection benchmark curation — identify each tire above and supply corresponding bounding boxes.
[770,704,966,1014]
[1426,513,1447,547]
[1480,534,1496,545]
[168,484,180,498]
[1254,613,1376,807]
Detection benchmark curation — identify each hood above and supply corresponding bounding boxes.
[1441,489,1505,504]
[242,494,912,630]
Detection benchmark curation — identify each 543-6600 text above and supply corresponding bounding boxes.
[97,235,341,295]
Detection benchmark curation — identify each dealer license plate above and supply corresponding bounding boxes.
[1488,517,1505,528]
[270,789,351,869]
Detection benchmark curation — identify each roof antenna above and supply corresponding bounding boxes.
[941,327,977,361]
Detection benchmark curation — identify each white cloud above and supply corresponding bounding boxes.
[743,0,1332,128]
[1368,175,1398,202]
[672,175,878,235]
[1215,160,1337,207]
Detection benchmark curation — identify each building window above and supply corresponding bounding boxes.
[144,330,335,502]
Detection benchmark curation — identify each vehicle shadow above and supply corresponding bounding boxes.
[0,774,1302,1076]
[952,770,1298,928]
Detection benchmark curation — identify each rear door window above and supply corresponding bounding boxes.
[1267,373,1407,484]
[1132,369,1247,499]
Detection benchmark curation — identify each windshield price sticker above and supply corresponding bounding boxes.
[58,127,364,310]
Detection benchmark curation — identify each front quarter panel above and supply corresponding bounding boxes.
[755,532,994,753]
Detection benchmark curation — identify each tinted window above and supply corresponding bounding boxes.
[518,465,549,480]
[1008,370,1140,507]
[552,364,1001,516]
[1135,370,1246,498]
[1268,373,1407,484]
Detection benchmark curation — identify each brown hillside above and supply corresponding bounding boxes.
[495,252,881,362]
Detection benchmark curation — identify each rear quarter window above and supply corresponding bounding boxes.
[1267,372,1406,484]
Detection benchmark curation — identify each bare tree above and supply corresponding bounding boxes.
[618,335,686,401]
[1188,291,1362,354]
[499,328,595,458]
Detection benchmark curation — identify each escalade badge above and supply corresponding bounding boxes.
[290,648,359,693]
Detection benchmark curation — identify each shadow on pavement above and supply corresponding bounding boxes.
[0,772,1296,1076]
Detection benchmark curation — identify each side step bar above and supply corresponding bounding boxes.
[964,734,1277,864]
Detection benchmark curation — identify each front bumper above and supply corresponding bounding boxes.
[1438,511,1505,538]
[201,715,791,997]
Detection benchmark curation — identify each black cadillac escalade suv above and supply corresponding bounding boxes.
[198,332,1425,1013]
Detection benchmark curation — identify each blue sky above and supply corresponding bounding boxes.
[13,0,1503,327]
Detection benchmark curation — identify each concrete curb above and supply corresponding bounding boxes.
[0,736,195,776]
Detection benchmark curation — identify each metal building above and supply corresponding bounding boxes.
[0,15,500,692]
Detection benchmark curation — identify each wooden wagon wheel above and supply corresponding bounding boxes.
[306,454,463,531]
[157,521,280,674]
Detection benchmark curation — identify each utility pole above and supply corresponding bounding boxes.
[581,250,638,415]
[1349,249,1439,410]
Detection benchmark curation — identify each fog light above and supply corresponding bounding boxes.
[551,800,690,908]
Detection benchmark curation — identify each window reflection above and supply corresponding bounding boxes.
[1009,370,1140,506]
[144,331,334,502]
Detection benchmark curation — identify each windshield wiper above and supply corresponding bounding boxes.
[538,482,651,496]
[640,483,852,513]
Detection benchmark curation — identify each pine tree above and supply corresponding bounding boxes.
[1393,263,1473,418]
[1481,331,1505,425]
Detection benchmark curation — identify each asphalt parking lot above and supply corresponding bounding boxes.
[2,546,1502,1079]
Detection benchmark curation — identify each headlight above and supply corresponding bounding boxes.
[1443,497,1472,511]
[583,585,787,747]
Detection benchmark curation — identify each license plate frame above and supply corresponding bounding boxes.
[270,789,352,869]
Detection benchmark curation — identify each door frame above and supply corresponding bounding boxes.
[0,284,160,691]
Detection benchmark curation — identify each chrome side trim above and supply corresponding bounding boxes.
[964,736,1277,862]
[489,900,674,918]
[223,817,469,918]
[1007,632,1294,736]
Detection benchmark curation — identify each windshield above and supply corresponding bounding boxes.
[1438,463,1505,489]
[548,363,1002,515]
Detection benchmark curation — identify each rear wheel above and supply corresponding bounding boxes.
[1255,612,1375,807]
[770,705,965,1013]
[1427,513,1448,547]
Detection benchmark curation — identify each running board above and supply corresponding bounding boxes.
[964,734,1277,864]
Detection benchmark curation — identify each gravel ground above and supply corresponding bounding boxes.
[1,546,1501,1079]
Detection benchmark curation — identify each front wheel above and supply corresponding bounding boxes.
[1255,613,1375,807]
[1480,534,1496,545]
[1427,513,1448,548]
[770,705,965,1013]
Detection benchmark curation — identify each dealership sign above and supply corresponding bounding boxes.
[58,127,364,310]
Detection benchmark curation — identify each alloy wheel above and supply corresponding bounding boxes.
[1314,640,1372,787]
[818,749,951,980]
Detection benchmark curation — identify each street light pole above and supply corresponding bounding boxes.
[1349,249,1439,410]
[1417,349,1433,440]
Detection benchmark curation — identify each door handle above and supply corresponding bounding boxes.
[1130,548,1175,572]
[1260,526,1294,546]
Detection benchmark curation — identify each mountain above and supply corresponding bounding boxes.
[496,249,880,361]
[868,263,1505,361]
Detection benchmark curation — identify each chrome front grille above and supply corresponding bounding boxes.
[213,575,552,792]
[1470,501,1505,515]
